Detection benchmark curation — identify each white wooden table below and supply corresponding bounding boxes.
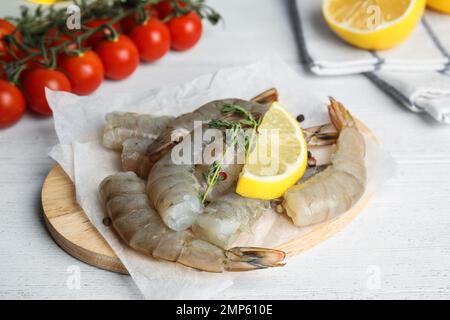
[1,0,450,300]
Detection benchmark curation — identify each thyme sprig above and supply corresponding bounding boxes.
[201,104,261,204]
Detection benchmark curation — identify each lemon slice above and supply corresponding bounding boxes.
[427,0,450,14]
[323,0,426,50]
[236,102,308,200]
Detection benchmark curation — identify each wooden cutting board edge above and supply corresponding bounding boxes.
[41,164,372,274]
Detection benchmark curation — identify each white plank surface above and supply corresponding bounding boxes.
[1,0,450,299]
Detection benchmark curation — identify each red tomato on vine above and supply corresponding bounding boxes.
[167,12,202,51]
[0,79,26,128]
[59,50,104,95]
[129,19,171,62]
[95,34,139,80]
[23,68,72,116]
[0,19,22,62]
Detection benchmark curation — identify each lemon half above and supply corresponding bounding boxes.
[236,102,308,200]
[323,0,426,50]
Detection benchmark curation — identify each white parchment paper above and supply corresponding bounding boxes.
[48,57,395,299]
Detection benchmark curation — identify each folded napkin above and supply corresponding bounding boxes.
[366,70,450,124]
[293,0,450,124]
[294,0,450,75]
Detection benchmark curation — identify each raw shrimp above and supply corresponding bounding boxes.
[140,92,277,176]
[99,172,285,272]
[282,98,367,227]
[103,112,173,150]
[192,193,270,249]
[146,151,203,231]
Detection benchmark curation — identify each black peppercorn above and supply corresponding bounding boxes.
[296,114,305,123]
[103,217,112,227]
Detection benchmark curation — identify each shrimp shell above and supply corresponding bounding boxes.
[99,172,285,272]
[103,112,173,150]
[282,98,367,226]
[193,193,271,249]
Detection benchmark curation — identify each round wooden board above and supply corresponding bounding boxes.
[42,167,372,275]
[41,119,374,274]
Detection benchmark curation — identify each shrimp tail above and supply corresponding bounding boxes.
[251,88,279,105]
[224,247,286,271]
[328,97,355,131]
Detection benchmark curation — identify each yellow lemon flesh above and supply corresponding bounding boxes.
[236,102,308,200]
[323,0,426,50]
[427,0,450,14]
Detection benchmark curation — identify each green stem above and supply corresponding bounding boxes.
[9,64,26,85]
[48,48,58,69]
[202,167,219,204]
[201,124,241,204]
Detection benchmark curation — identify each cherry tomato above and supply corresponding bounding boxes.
[0,19,22,62]
[167,12,202,51]
[85,19,120,48]
[121,4,158,34]
[129,19,170,62]
[95,35,139,80]
[0,64,4,79]
[155,0,186,20]
[23,68,72,116]
[59,50,104,95]
[0,79,26,128]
